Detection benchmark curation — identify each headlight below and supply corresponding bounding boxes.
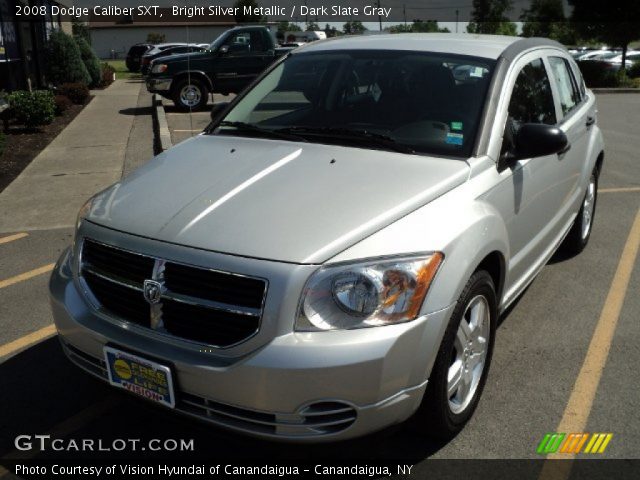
[151,64,168,74]
[75,196,94,236]
[296,253,443,331]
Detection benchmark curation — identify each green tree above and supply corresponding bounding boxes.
[387,20,450,33]
[521,0,576,44]
[387,24,413,33]
[467,0,518,35]
[276,21,301,42]
[306,22,320,32]
[411,20,450,33]
[233,0,264,23]
[146,32,166,44]
[569,0,640,70]
[46,31,91,86]
[75,36,101,87]
[71,18,91,45]
[343,21,367,35]
[323,24,341,37]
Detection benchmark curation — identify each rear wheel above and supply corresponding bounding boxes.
[172,78,209,111]
[411,270,497,439]
[562,167,598,255]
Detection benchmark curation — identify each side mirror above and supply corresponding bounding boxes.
[511,123,569,160]
[210,102,230,122]
[218,45,229,55]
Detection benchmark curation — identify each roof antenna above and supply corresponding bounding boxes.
[186,17,194,138]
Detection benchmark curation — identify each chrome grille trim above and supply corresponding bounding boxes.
[78,237,268,348]
[82,265,143,291]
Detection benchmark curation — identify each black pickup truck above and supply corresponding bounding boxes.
[146,26,293,110]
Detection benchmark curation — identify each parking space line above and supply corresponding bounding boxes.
[539,206,640,476]
[0,324,56,359]
[0,396,120,465]
[0,232,28,245]
[599,187,640,193]
[0,263,55,290]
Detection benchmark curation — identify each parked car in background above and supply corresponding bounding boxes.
[146,26,294,110]
[125,43,152,72]
[284,30,327,44]
[602,51,640,71]
[53,34,604,442]
[141,44,209,75]
[577,50,613,61]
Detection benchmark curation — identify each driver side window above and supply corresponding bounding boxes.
[508,58,556,126]
[502,58,556,156]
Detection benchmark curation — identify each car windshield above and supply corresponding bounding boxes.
[213,50,495,157]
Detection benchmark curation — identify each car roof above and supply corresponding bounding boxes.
[293,33,563,60]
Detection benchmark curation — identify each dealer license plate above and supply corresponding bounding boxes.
[104,347,175,408]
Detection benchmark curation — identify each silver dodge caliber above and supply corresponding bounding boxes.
[50,34,604,441]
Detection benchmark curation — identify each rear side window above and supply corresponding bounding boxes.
[508,58,556,125]
[548,57,581,117]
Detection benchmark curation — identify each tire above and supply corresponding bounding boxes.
[562,167,598,256]
[172,78,209,111]
[412,270,497,440]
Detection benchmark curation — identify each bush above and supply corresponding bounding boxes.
[0,130,5,156]
[74,36,102,87]
[54,95,72,115]
[100,62,116,87]
[577,61,622,88]
[47,30,91,86]
[628,62,640,79]
[58,83,90,105]
[8,90,55,128]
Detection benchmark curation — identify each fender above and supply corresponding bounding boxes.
[171,70,213,91]
[328,190,510,314]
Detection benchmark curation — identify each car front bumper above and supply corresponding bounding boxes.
[146,77,172,94]
[49,230,453,442]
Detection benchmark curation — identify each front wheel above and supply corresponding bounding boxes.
[411,270,497,439]
[172,78,209,111]
[562,167,598,256]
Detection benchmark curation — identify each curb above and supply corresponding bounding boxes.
[152,93,172,152]
[592,88,640,94]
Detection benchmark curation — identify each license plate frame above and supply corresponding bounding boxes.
[103,346,176,408]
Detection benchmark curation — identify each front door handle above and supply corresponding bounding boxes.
[586,116,596,127]
[558,143,572,156]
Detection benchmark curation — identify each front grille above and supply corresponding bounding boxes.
[80,238,266,347]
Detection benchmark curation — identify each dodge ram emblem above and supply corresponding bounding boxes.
[143,280,163,305]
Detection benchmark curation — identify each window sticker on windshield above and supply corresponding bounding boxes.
[451,121,463,131]
[470,67,484,78]
[446,132,464,145]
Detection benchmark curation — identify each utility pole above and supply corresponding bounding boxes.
[378,0,382,31]
[455,9,459,33]
[403,4,407,27]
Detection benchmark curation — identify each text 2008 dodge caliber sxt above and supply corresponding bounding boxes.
[50,34,604,441]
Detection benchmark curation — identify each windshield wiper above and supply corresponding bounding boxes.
[215,121,307,142]
[275,126,415,154]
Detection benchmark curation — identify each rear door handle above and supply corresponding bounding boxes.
[586,116,596,127]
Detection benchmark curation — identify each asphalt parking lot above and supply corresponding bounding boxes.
[0,94,639,474]
[163,94,235,145]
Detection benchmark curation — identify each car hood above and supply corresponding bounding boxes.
[160,51,210,65]
[87,136,469,264]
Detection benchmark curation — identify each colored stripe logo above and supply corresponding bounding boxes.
[537,433,612,455]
